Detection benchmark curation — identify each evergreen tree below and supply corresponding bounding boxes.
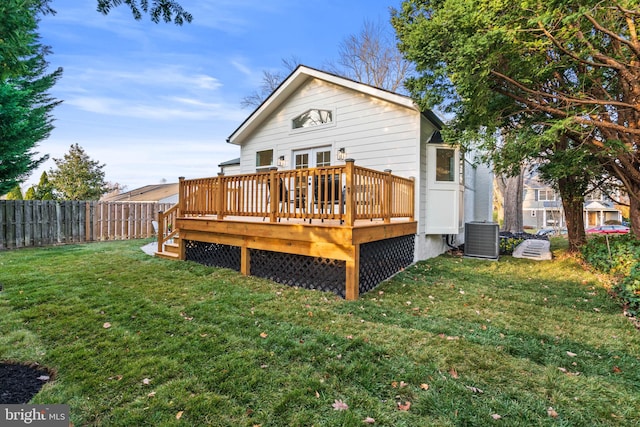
[0,0,62,196]
[34,170,53,199]
[24,186,36,200]
[393,0,640,239]
[5,184,23,200]
[48,144,111,200]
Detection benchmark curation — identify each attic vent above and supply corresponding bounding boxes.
[464,222,499,260]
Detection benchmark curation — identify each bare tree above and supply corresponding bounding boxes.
[240,19,413,109]
[325,19,412,93]
[240,56,300,109]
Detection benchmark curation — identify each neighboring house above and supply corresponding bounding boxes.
[102,183,179,204]
[584,189,624,227]
[218,157,241,176]
[523,176,565,229]
[523,176,623,229]
[223,65,494,260]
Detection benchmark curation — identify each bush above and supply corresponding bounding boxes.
[581,234,640,317]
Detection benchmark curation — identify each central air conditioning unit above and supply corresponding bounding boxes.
[464,221,499,260]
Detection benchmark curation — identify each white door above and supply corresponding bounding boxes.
[293,146,332,170]
[293,147,332,212]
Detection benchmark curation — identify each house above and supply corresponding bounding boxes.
[583,189,624,227]
[218,158,240,176]
[224,65,493,258]
[523,176,565,229]
[157,65,493,299]
[523,175,623,229]
[102,183,179,204]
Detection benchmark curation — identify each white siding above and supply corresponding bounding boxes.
[238,78,421,177]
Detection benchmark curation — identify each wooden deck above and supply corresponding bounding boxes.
[156,161,417,300]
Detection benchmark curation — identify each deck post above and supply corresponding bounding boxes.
[345,159,356,226]
[409,177,415,221]
[240,245,250,276]
[157,210,164,254]
[217,173,226,220]
[384,169,392,224]
[345,243,360,300]
[178,177,185,214]
[269,167,278,222]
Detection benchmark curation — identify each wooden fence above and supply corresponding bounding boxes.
[0,200,173,250]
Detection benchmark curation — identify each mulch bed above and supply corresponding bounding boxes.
[0,362,52,404]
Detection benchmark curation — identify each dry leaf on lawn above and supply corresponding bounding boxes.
[363,417,376,424]
[332,399,349,411]
[103,322,111,329]
[176,411,183,420]
[420,383,430,390]
[397,401,411,411]
[259,332,268,338]
[142,378,151,385]
[449,368,459,379]
[547,407,559,418]
[491,414,502,420]
[566,351,577,357]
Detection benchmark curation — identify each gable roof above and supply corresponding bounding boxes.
[101,183,179,202]
[227,65,443,146]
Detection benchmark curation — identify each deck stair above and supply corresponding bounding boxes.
[155,235,180,259]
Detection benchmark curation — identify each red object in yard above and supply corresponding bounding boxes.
[585,225,630,234]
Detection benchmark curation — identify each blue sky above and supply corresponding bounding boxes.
[28,0,403,191]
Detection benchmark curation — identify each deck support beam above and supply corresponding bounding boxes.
[345,243,360,300]
[241,245,250,276]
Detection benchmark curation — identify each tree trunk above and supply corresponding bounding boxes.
[500,170,524,233]
[557,177,586,252]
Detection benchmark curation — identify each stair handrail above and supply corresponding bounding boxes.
[157,203,180,254]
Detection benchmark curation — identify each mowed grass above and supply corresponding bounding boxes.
[0,240,639,426]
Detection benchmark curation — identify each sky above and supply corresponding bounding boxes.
[26,0,404,192]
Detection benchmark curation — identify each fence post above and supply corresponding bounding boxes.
[345,159,356,226]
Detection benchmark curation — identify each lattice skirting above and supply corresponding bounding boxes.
[183,235,415,298]
[358,235,415,294]
[250,250,347,297]
[184,240,241,271]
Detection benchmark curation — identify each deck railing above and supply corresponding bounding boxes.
[177,159,414,226]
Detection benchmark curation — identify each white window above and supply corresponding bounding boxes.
[256,149,273,172]
[436,148,456,182]
[537,190,555,201]
[292,109,333,129]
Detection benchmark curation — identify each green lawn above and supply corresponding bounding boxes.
[1,240,638,426]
